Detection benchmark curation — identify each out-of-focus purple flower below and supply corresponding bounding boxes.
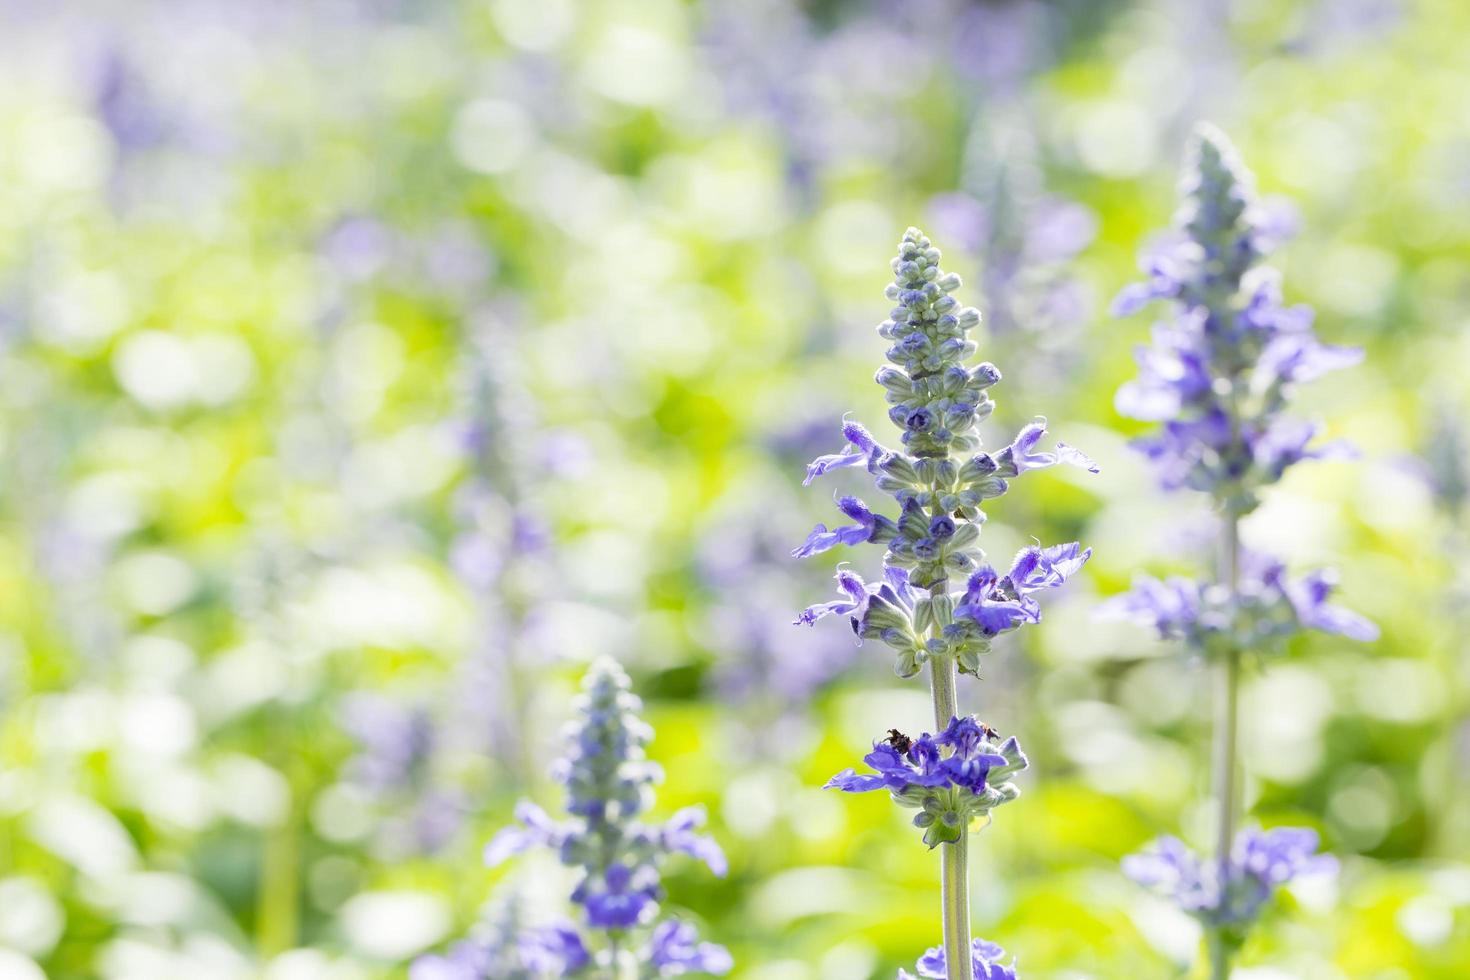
[1283,569,1379,641]
[484,800,566,866]
[409,940,497,980]
[1124,827,1337,928]
[1100,550,1377,650]
[90,46,168,152]
[660,806,729,876]
[322,216,394,282]
[1112,125,1364,512]
[340,696,436,784]
[900,937,1019,980]
[468,660,728,972]
[517,923,590,977]
[577,862,659,930]
[826,715,1027,847]
[645,920,734,976]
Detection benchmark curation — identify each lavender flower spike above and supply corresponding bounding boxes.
[417,658,730,978]
[794,229,1094,677]
[794,228,1092,980]
[1110,125,1371,980]
[1112,124,1365,515]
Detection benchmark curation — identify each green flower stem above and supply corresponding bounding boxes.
[1209,515,1242,980]
[930,653,973,980]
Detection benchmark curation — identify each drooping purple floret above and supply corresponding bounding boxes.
[517,924,591,977]
[791,495,897,559]
[646,920,734,976]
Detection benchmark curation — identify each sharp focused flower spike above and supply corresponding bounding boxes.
[794,227,1092,979]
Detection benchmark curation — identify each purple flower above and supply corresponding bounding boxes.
[1099,550,1375,649]
[1284,570,1379,641]
[517,924,590,976]
[900,938,1018,980]
[794,566,916,641]
[1115,324,1213,421]
[1250,417,1355,481]
[952,565,1037,636]
[953,544,1091,637]
[1096,576,1206,642]
[339,694,436,794]
[659,806,728,877]
[803,421,887,485]
[793,228,1092,683]
[825,716,1027,845]
[409,941,495,980]
[645,920,733,976]
[994,420,1099,476]
[825,737,952,795]
[483,801,565,866]
[1112,126,1365,509]
[578,862,659,929]
[793,568,882,628]
[792,496,895,559]
[471,660,728,968]
[1125,827,1337,927]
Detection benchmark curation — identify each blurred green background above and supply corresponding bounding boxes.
[1,0,1468,977]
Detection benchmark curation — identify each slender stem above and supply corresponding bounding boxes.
[929,654,973,980]
[930,652,959,730]
[606,933,628,980]
[1208,515,1241,980]
[942,826,972,980]
[257,747,300,956]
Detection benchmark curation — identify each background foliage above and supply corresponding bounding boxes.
[1,1,1467,978]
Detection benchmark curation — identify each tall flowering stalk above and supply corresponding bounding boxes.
[1106,125,1376,976]
[795,228,1095,979]
[415,657,730,980]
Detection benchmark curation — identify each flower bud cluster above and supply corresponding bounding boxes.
[826,716,1028,848]
[875,232,992,459]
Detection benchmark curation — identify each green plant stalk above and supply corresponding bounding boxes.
[930,653,974,980]
[257,778,300,955]
[1208,515,1241,980]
